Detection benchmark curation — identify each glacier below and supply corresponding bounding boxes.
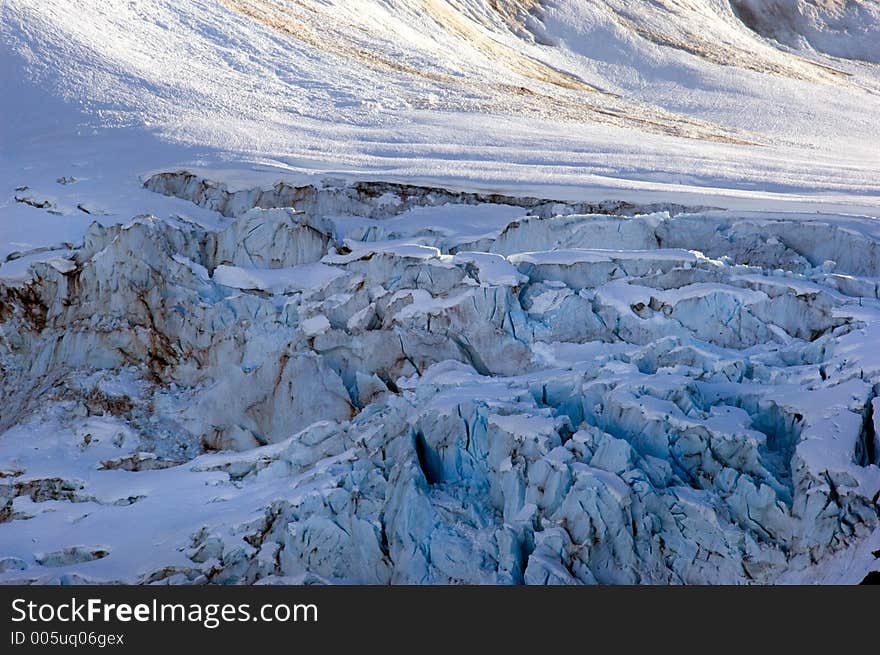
[1,0,880,584]
[2,173,880,584]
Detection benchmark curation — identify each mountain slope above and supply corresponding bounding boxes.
[3,0,880,201]
[732,0,880,63]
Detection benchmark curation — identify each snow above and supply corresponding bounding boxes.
[451,251,527,286]
[3,0,880,230]
[212,262,343,294]
[510,249,700,266]
[301,314,331,336]
[329,203,528,247]
[325,241,443,264]
[2,0,880,585]
[731,0,880,63]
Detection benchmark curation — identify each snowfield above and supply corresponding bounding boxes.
[1,0,879,584]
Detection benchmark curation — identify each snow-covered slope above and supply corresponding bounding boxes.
[3,0,880,204]
[732,0,880,63]
[1,1,880,584]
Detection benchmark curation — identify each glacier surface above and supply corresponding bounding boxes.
[2,173,880,584]
[1,1,880,584]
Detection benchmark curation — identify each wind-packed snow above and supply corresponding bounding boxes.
[731,0,880,63]
[1,1,880,584]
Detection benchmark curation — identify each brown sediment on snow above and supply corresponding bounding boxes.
[608,0,851,84]
[220,0,755,144]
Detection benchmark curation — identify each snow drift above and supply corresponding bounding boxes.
[732,0,880,63]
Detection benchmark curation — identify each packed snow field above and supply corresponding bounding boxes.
[1,0,880,584]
